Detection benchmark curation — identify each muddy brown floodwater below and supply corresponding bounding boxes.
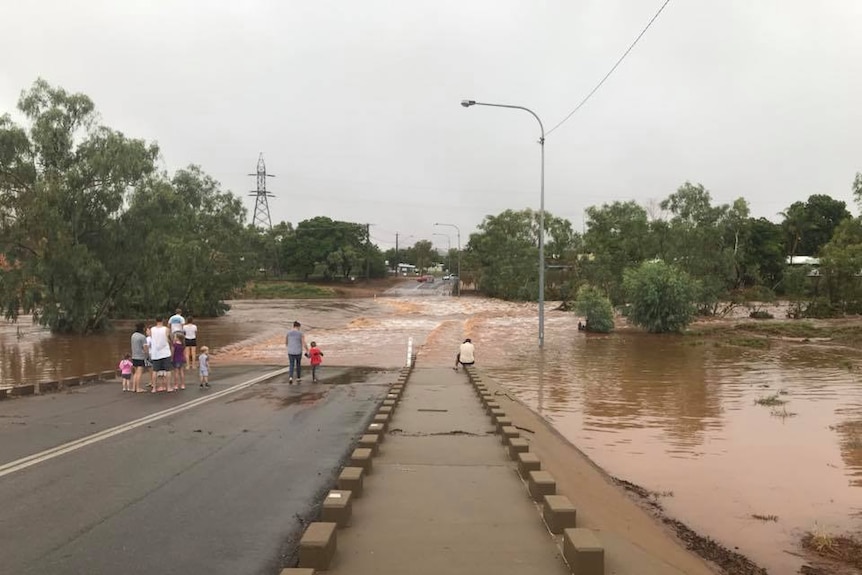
[2,294,861,573]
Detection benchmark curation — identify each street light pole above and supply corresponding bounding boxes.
[460,99,545,348]
[433,232,452,277]
[434,222,461,296]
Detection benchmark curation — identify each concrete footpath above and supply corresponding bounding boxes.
[283,364,721,575]
[322,366,569,574]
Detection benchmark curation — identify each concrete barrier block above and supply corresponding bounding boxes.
[366,422,386,442]
[321,490,353,527]
[501,426,520,445]
[495,417,512,434]
[10,384,35,397]
[491,409,506,421]
[298,522,337,570]
[508,437,529,459]
[279,569,315,575]
[62,376,81,387]
[100,370,117,380]
[486,401,500,414]
[35,380,57,394]
[543,495,577,534]
[337,467,364,497]
[350,448,373,475]
[563,528,604,575]
[81,372,99,383]
[385,393,399,401]
[517,452,541,477]
[378,406,393,417]
[528,470,557,502]
[358,434,380,455]
[372,414,389,431]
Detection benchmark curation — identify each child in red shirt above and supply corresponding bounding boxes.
[308,341,324,383]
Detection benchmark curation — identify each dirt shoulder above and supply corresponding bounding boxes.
[483,375,753,575]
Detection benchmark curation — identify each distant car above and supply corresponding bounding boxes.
[416,275,434,283]
[443,275,451,281]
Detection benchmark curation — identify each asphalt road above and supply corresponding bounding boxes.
[0,365,391,575]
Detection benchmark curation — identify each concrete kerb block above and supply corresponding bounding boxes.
[508,437,530,459]
[81,372,99,384]
[62,376,81,387]
[321,490,353,527]
[298,522,337,570]
[366,422,386,442]
[495,417,512,434]
[358,434,380,455]
[528,470,557,502]
[372,414,390,431]
[10,384,35,397]
[486,402,500,415]
[350,448,373,475]
[279,569,315,575]
[517,452,542,477]
[337,467,364,497]
[501,426,520,445]
[35,380,60,394]
[491,408,506,421]
[378,405,393,417]
[563,528,604,575]
[100,369,116,380]
[543,495,577,534]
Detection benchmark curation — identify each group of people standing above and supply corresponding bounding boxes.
[122,309,210,393]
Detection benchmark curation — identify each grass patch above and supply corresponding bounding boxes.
[733,321,826,339]
[801,530,862,570]
[770,406,798,419]
[754,394,787,407]
[238,281,337,299]
[724,337,770,349]
[751,514,778,522]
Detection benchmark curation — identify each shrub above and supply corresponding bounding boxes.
[623,260,698,333]
[574,285,615,333]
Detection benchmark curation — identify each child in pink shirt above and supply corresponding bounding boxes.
[119,354,133,392]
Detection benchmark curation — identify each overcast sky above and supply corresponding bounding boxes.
[2,1,861,250]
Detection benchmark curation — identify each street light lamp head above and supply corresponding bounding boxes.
[460,100,476,108]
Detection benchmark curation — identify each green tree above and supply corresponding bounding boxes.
[0,79,158,332]
[581,201,650,304]
[819,217,862,312]
[467,208,576,301]
[623,260,699,333]
[573,284,614,333]
[780,195,851,257]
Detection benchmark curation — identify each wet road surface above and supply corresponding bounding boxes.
[0,365,392,575]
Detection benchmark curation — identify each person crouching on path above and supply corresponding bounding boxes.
[308,341,324,383]
[454,338,475,372]
[198,346,210,388]
[285,321,308,384]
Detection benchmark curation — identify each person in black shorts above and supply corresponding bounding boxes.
[183,316,198,368]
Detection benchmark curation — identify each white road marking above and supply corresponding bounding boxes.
[0,367,289,479]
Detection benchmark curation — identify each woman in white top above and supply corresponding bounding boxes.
[183,316,199,368]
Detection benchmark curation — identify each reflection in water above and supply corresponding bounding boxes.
[2,295,861,573]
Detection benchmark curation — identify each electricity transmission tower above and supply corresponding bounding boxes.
[248,153,275,229]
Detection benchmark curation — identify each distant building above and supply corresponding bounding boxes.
[786,256,820,266]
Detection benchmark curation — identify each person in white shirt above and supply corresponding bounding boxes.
[149,317,173,392]
[168,308,185,335]
[183,316,198,368]
[454,338,475,371]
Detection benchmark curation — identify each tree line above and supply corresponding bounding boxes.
[3,80,860,334]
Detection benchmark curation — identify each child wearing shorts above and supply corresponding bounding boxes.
[119,354,133,392]
[198,346,210,388]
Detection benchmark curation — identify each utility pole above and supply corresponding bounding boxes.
[395,232,399,275]
[365,223,371,280]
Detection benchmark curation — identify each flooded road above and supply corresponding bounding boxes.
[2,287,860,573]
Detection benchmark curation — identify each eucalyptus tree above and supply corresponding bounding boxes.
[0,79,158,332]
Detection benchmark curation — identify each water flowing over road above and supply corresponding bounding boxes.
[2,282,860,573]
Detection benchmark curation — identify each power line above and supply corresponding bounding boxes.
[546,0,672,137]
